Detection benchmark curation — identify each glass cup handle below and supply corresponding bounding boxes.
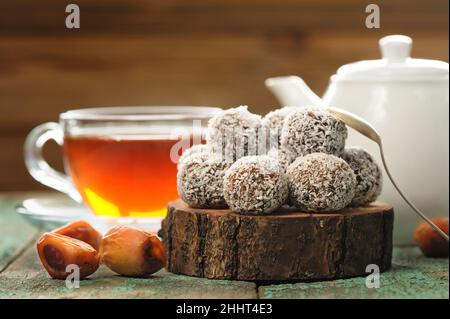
[24,122,82,203]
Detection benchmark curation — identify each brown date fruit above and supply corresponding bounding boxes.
[53,220,102,250]
[414,217,449,258]
[37,232,100,279]
[99,225,166,277]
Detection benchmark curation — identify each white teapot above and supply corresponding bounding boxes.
[265,35,449,245]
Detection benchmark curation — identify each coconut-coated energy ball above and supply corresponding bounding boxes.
[287,153,356,212]
[206,105,262,163]
[267,147,296,172]
[177,153,230,209]
[342,147,382,206]
[223,155,288,215]
[177,144,210,169]
[262,106,297,149]
[281,106,347,157]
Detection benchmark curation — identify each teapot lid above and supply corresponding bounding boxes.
[334,35,449,81]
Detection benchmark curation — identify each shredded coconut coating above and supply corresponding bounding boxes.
[267,147,296,172]
[223,155,288,215]
[206,105,262,163]
[177,153,230,209]
[281,106,347,158]
[262,106,297,149]
[342,147,382,206]
[287,153,356,212]
[178,144,210,169]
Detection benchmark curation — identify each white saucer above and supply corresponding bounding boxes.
[16,194,163,234]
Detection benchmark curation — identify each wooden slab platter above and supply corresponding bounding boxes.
[161,199,394,282]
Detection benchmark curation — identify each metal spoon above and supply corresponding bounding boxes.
[326,106,449,242]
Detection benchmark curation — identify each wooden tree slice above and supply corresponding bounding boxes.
[161,199,394,282]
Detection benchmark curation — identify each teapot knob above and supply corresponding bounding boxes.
[379,35,412,63]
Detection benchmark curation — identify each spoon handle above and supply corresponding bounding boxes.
[326,106,448,242]
[379,143,449,242]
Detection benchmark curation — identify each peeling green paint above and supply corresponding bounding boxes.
[0,193,40,271]
[0,194,448,299]
[0,245,257,299]
[259,247,448,299]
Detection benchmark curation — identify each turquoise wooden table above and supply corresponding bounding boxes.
[0,192,448,299]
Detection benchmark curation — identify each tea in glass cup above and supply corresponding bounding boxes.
[24,106,222,218]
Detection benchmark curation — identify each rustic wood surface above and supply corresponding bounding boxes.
[0,0,448,191]
[260,246,449,299]
[162,199,393,281]
[0,192,448,298]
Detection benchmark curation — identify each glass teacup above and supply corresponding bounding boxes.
[24,106,222,218]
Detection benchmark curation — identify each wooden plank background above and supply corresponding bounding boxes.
[0,0,448,191]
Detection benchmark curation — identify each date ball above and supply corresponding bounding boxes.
[342,147,382,206]
[262,106,297,149]
[206,105,262,163]
[223,156,288,215]
[287,153,356,212]
[177,153,230,209]
[281,107,347,157]
[267,147,296,172]
[177,144,210,169]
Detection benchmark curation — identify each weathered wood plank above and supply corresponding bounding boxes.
[0,193,40,272]
[0,193,448,299]
[258,247,449,299]
[0,192,257,298]
[0,0,447,35]
[0,34,447,131]
[0,243,257,299]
